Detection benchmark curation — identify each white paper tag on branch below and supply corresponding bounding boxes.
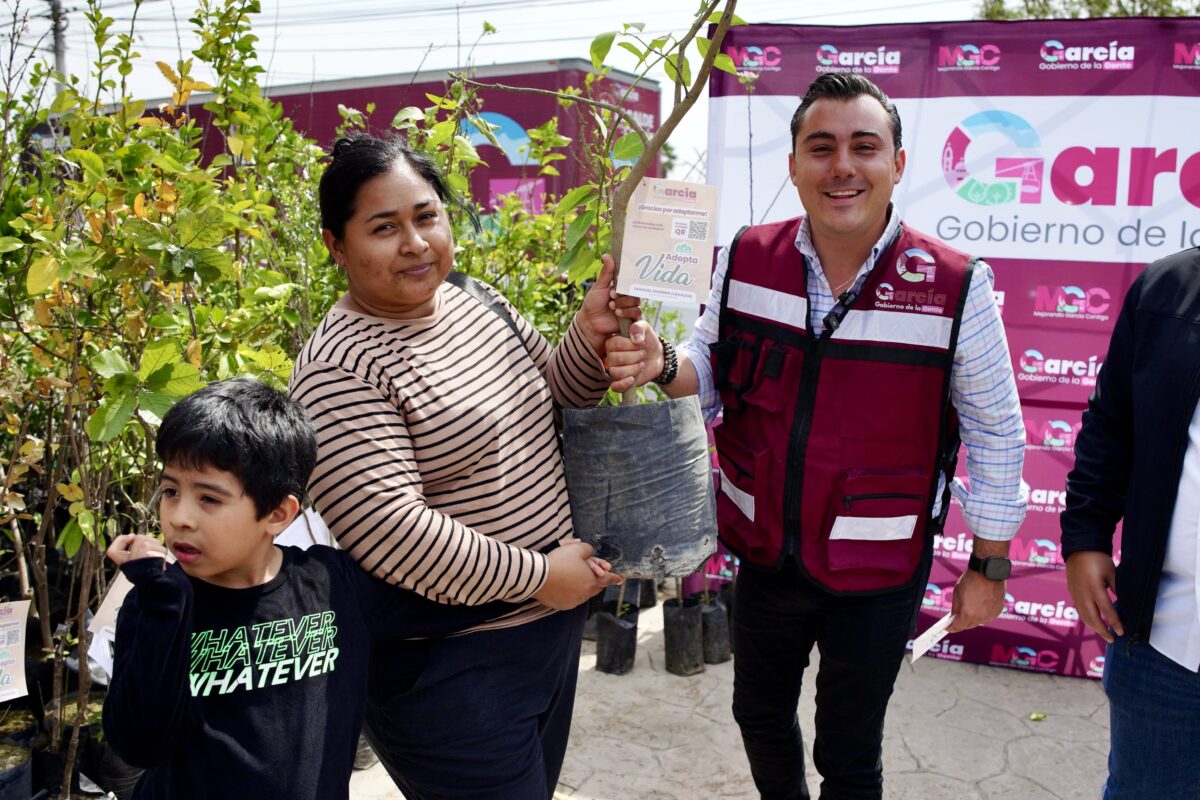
[617,177,717,305]
[0,600,31,701]
[911,612,956,663]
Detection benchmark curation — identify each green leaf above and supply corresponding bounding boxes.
[1029,712,1047,721]
[482,20,496,34]
[65,148,105,183]
[706,11,748,25]
[0,237,24,254]
[50,88,78,114]
[170,247,230,284]
[566,210,595,251]
[568,255,601,286]
[145,362,203,398]
[138,339,182,381]
[86,392,137,442]
[663,55,680,84]
[623,22,645,32]
[150,151,185,174]
[138,391,176,425]
[713,53,738,75]
[590,31,618,71]
[613,131,645,161]
[554,185,599,220]
[92,349,135,379]
[617,41,646,65]
[26,255,60,295]
[103,372,138,397]
[57,518,83,558]
[77,509,96,542]
[177,207,225,248]
[391,106,423,128]
[466,114,502,150]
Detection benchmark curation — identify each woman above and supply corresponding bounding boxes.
[289,133,661,799]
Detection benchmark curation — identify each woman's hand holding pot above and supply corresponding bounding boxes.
[533,540,623,610]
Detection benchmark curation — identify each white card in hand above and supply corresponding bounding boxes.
[911,612,956,663]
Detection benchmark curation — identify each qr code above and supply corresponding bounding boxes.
[686,220,708,241]
[4,630,19,645]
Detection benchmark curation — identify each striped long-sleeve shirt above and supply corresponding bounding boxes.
[289,280,609,631]
[678,210,1028,542]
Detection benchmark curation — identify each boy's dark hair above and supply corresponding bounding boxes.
[318,131,479,240]
[789,72,903,154]
[156,378,316,519]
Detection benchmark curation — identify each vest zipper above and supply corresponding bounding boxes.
[783,336,828,558]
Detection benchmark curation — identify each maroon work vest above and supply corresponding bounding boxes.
[710,216,973,593]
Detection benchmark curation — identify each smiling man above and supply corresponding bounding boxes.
[610,73,1028,799]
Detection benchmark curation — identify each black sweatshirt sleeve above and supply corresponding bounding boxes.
[102,558,198,769]
[1061,271,1141,558]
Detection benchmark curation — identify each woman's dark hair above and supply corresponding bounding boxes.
[789,72,903,154]
[318,132,478,239]
[156,378,317,519]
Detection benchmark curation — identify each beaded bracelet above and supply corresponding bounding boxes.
[654,336,679,386]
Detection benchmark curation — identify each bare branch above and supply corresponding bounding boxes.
[454,74,648,144]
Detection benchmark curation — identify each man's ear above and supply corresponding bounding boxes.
[265,495,302,538]
[893,147,907,185]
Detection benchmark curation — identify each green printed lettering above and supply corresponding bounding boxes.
[218,626,252,671]
[252,618,295,663]
[224,666,255,694]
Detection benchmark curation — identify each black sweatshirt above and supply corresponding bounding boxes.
[103,545,513,799]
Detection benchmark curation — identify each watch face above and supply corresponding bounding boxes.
[983,558,1012,581]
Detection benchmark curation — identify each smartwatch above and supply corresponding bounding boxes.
[967,554,1011,581]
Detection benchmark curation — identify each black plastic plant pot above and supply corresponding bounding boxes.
[562,397,718,579]
[662,597,705,676]
[0,742,31,800]
[692,594,732,665]
[595,604,639,676]
[638,578,658,609]
[719,581,736,650]
[0,709,37,748]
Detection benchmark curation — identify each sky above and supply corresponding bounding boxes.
[5,0,983,178]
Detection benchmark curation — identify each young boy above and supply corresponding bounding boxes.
[101,378,520,799]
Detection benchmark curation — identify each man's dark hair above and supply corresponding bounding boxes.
[789,72,903,154]
[318,131,478,240]
[156,378,317,519]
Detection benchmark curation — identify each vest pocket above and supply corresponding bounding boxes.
[710,333,760,411]
[713,425,773,561]
[739,341,797,414]
[821,468,929,576]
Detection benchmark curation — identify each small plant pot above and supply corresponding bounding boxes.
[637,578,658,608]
[0,709,37,748]
[688,593,732,665]
[719,581,736,650]
[595,603,639,676]
[80,734,142,800]
[0,742,31,800]
[662,597,705,676]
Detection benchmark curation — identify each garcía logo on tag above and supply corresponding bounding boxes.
[651,183,699,205]
[815,44,901,75]
[936,43,1001,72]
[1039,38,1135,71]
[1173,42,1200,70]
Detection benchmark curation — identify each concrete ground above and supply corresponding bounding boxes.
[351,599,1109,800]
